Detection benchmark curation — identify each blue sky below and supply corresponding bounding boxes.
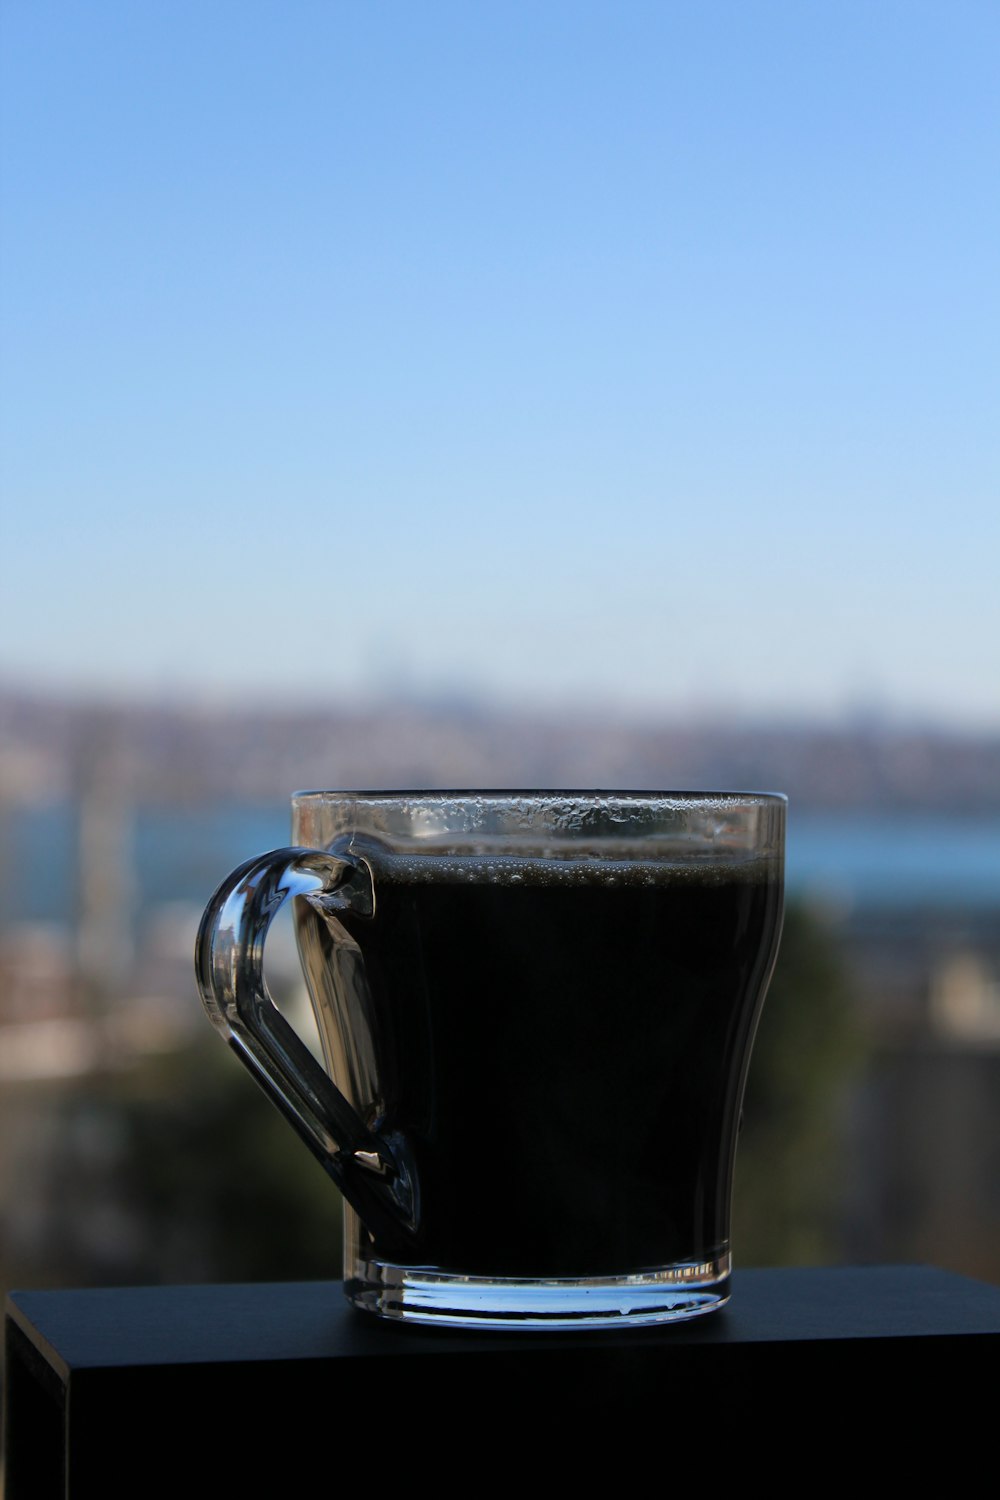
[1,2,997,724]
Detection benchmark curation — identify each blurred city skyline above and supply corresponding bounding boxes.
[2,2,998,727]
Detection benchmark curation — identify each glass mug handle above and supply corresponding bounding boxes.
[195,847,416,1253]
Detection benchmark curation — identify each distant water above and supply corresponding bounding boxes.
[1,803,998,925]
[1,803,291,926]
[788,812,1000,909]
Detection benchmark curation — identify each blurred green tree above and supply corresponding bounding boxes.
[5,1045,343,1290]
[733,899,862,1265]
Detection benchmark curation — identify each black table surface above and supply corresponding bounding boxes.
[7,1264,999,1371]
[6,1266,997,1490]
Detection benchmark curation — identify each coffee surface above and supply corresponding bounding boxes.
[297,848,783,1278]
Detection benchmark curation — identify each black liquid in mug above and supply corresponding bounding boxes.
[296,847,783,1281]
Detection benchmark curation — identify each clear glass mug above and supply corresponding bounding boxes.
[196,790,785,1329]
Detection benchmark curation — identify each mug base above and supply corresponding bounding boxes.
[345,1252,731,1330]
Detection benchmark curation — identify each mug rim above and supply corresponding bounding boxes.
[292,788,788,803]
